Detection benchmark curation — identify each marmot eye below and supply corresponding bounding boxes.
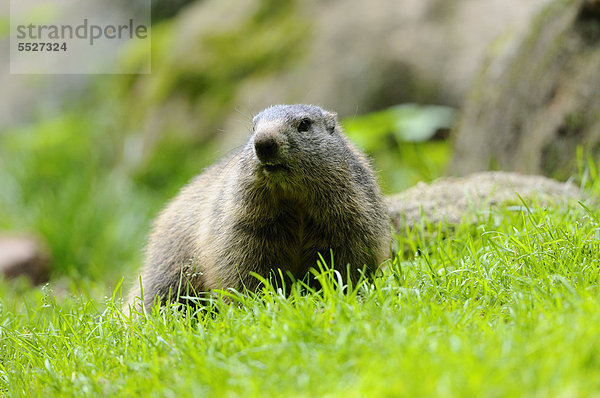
[297,118,312,132]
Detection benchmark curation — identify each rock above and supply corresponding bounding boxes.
[184,0,550,146]
[386,171,581,231]
[449,0,600,178]
[0,235,50,285]
[110,0,552,156]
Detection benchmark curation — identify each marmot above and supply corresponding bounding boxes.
[127,104,391,310]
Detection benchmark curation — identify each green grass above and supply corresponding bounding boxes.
[0,114,158,280]
[2,186,600,396]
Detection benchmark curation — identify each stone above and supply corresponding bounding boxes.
[0,235,50,285]
[386,171,581,231]
[449,0,600,178]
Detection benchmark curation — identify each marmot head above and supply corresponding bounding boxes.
[246,104,350,192]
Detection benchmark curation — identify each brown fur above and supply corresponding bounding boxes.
[126,104,391,310]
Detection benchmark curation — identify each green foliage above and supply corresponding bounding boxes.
[343,104,455,193]
[181,1,305,101]
[110,0,309,194]
[132,133,220,197]
[0,17,9,37]
[2,184,600,396]
[0,115,155,280]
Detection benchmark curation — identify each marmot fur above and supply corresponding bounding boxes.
[127,104,391,309]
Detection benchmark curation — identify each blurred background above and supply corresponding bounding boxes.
[1,0,598,287]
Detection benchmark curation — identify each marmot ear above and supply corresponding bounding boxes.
[324,111,338,133]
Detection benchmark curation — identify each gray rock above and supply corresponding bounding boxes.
[386,171,581,231]
[449,0,600,178]
[0,235,50,285]
[216,0,550,149]
[224,0,550,113]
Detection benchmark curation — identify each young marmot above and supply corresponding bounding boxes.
[127,104,391,310]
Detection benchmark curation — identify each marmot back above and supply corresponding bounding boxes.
[127,104,391,310]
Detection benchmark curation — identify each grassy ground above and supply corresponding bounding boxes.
[2,182,600,397]
[0,104,596,396]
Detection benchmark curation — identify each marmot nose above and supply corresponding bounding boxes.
[254,135,279,163]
